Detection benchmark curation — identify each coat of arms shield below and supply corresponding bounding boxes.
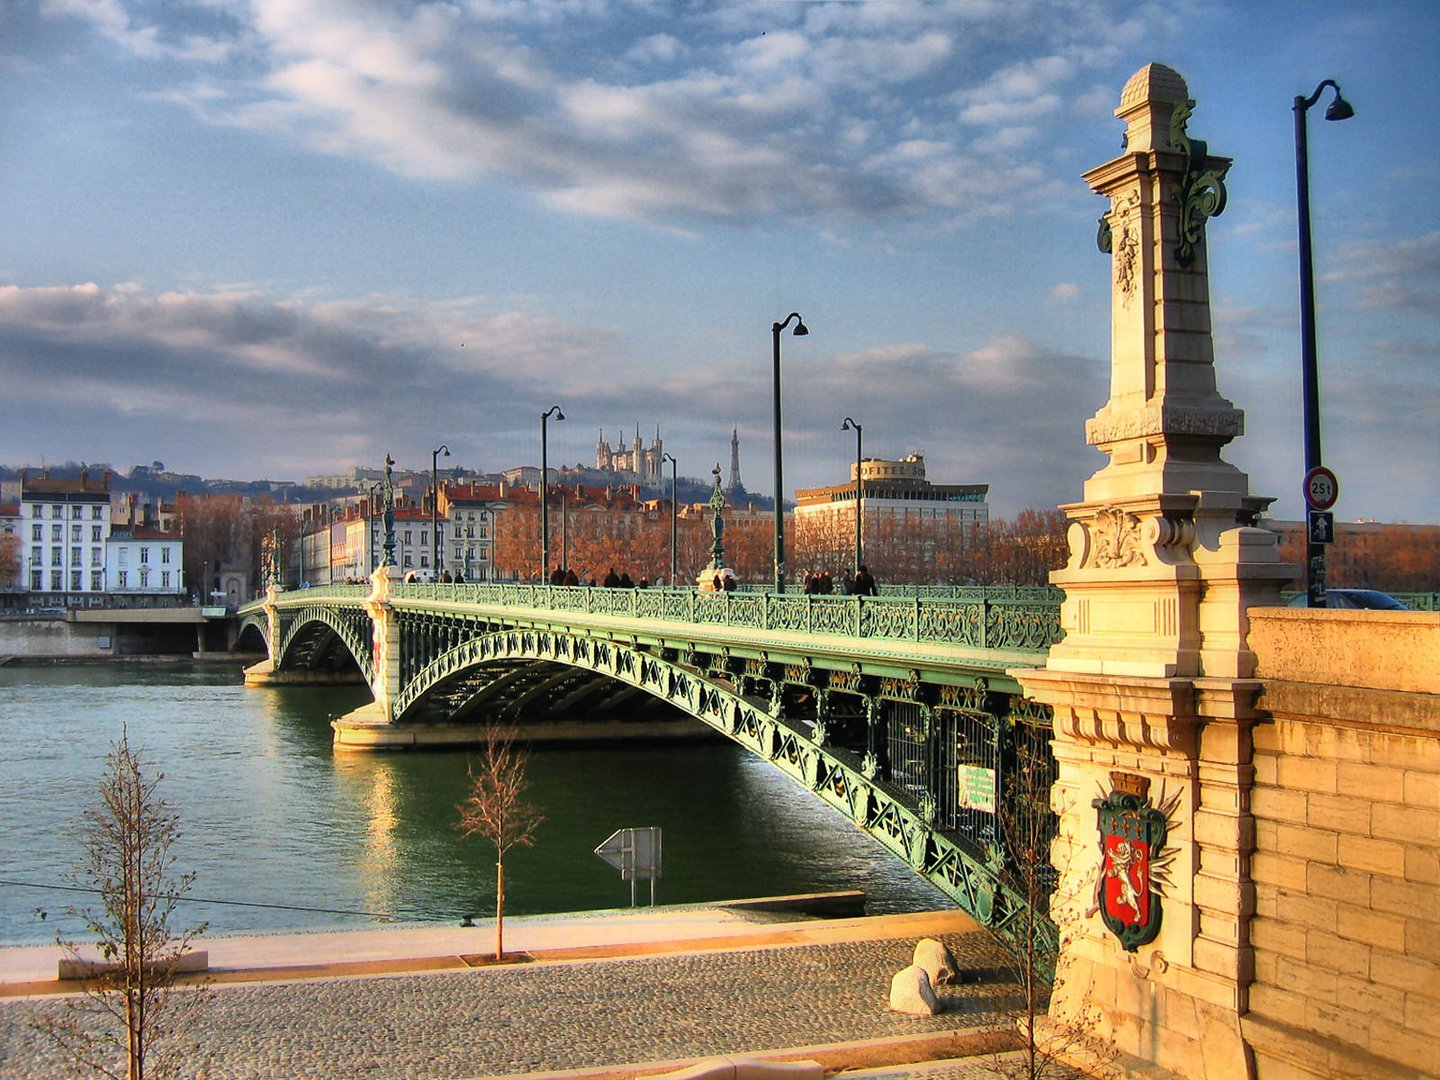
[1093,771,1168,952]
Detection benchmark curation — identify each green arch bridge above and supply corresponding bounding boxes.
[238,582,1064,961]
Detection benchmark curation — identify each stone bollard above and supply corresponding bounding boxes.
[912,937,957,987]
[888,964,939,1016]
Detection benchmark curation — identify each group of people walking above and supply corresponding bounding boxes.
[399,569,469,583]
[547,567,652,589]
[802,565,877,596]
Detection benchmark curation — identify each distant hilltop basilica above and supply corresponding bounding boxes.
[593,426,748,498]
[594,426,664,486]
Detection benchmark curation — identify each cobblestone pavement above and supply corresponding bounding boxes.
[1,932,1024,1079]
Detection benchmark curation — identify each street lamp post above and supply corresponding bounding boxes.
[841,417,863,580]
[367,481,382,573]
[1294,79,1354,607]
[540,405,565,582]
[771,312,808,593]
[662,452,678,586]
[560,488,569,576]
[431,443,449,581]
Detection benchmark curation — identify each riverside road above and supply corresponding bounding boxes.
[0,908,1031,1079]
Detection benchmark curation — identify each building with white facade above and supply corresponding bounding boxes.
[298,502,440,584]
[595,426,664,486]
[106,526,185,606]
[20,470,114,608]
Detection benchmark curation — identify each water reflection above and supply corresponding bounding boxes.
[332,753,402,916]
[0,666,947,944]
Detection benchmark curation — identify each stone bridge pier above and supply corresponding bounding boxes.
[1014,64,1296,1079]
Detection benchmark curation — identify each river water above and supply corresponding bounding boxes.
[0,664,947,945]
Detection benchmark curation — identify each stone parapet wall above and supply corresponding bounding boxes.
[1245,609,1439,1078]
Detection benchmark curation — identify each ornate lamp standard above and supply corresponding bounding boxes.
[771,312,808,592]
[381,454,397,569]
[431,443,449,580]
[662,452,678,586]
[540,405,564,582]
[1294,78,1354,606]
[841,417,863,580]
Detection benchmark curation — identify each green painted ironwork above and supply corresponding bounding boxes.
[242,584,1062,967]
[274,603,374,681]
[292,583,1064,653]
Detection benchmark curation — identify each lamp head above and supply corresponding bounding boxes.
[438,444,450,458]
[543,405,565,422]
[1325,93,1354,121]
[841,417,860,432]
[773,311,808,336]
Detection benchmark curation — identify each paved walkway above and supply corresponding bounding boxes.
[0,906,1038,1079]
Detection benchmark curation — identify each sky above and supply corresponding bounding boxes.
[2,1,1436,523]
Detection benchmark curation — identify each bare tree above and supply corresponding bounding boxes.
[0,529,21,589]
[34,729,208,1080]
[456,726,545,961]
[983,717,1110,1080]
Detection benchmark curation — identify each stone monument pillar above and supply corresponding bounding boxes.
[1014,64,1296,1079]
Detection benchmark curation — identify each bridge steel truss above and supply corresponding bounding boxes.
[243,584,1063,964]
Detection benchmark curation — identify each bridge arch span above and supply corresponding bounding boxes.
[236,612,269,654]
[391,625,1049,958]
[275,606,373,680]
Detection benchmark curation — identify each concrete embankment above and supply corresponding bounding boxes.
[0,610,240,660]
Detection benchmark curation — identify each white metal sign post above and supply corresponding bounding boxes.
[594,826,662,907]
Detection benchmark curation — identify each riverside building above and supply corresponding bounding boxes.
[18,469,115,608]
[792,455,989,580]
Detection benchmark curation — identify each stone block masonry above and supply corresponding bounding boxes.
[1245,608,1440,1079]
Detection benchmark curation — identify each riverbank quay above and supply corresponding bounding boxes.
[0,608,240,661]
[0,905,1050,1079]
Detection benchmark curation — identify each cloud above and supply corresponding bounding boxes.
[0,283,614,476]
[0,283,1109,515]
[36,0,1146,228]
[955,54,1074,126]
[41,0,237,62]
[1337,231,1440,318]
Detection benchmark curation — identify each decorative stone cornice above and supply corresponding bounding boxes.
[1015,666,1200,754]
[1086,403,1244,447]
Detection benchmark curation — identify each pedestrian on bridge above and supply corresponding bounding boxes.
[852,565,877,596]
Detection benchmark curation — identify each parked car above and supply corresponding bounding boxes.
[1286,589,1409,610]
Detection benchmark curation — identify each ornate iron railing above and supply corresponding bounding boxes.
[290,583,1066,653]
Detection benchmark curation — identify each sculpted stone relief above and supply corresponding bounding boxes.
[1104,192,1141,302]
[1090,506,1148,568]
